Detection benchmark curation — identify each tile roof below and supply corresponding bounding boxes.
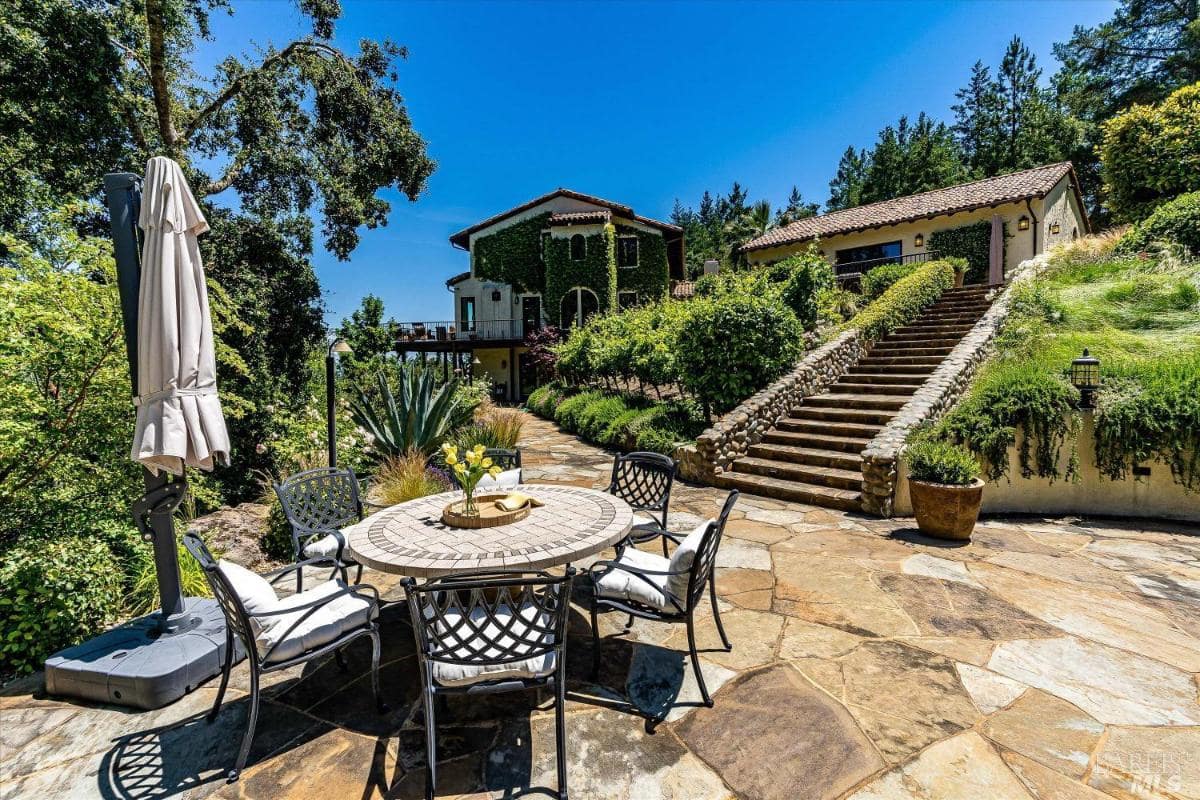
[742,162,1079,253]
[449,188,680,248]
[548,210,611,225]
[445,270,471,288]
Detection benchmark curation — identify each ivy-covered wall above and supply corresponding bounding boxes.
[472,213,550,293]
[928,220,1009,284]
[615,224,669,301]
[544,225,617,317]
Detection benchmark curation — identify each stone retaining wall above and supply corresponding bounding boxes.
[860,254,1050,516]
[677,331,866,484]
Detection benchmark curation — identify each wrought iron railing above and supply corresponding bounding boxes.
[834,251,939,280]
[395,319,529,343]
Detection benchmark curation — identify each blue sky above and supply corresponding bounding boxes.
[193,0,1115,326]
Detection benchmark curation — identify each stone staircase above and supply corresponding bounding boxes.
[720,286,993,510]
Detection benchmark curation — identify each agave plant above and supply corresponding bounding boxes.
[351,368,476,458]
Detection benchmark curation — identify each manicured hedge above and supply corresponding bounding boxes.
[860,261,917,300]
[842,258,959,341]
[525,384,704,455]
[928,222,1000,285]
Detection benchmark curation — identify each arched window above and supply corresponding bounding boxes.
[559,288,599,328]
[570,234,586,261]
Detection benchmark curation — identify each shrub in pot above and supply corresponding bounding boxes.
[906,437,984,540]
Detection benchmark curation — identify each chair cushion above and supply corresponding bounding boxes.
[665,519,714,600]
[217,559,277,615]
[428,601,556,687]
[475,468,522,493]
[257,580,377,663]
[301,531,347,559]
[594,548,678,612]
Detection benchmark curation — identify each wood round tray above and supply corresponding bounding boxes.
[442,493,532,529]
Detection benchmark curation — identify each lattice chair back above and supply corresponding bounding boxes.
[484,448,522,472]
[403,570,573,671]
[607,451,675,527]
[273,467,363,559]
[685,490,739,610]
[183,532,259,662]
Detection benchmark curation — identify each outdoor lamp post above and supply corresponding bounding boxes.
[327,338,352,467]
[1071,349,1100,409]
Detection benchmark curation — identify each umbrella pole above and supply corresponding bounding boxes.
[103,172,187,623]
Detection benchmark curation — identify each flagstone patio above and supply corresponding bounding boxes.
[3,413,1198,800]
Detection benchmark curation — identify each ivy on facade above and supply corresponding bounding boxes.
[928,220,1008,284]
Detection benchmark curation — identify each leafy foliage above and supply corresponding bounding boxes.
[842,259,958,341]
[350,369,477,458]
[905,435,981,485]
[858,113,968,205]
[928,221,1006,285]
[778,249,835,330]
[371,451,454,507]
[0,536,124,674]
[473,213,552,294]
[526,384,705,455]
[1100,83,1200,222]
[860,261,918,300]
[1116,192,1200,258]
[127,538,212,617]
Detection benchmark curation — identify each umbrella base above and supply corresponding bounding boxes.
[44,597,241,710]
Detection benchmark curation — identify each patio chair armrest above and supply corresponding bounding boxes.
[264,557,342,584]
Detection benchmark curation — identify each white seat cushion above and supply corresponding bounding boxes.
[217,559,374,663]
[302,532,346,559]
[475,468,522,492]
[594,548,678,612]
[428,601,556,687]
[665,519,714,600]
[257,580,377,663]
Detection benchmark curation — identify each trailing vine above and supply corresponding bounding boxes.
[472,212,550,293]
[614,224,669,300]
[544,224,617,317]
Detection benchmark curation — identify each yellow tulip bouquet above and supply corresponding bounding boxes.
[442,443,502,516]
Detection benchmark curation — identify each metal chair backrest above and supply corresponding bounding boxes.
[273,467,363,557]
[607,451,675,527]
[484,448,522,472]
[403,570,573,669]
[684,490,739,610]
[183,532,261,663]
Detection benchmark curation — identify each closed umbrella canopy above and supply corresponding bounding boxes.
[131,156,230,476]
[988,213,1004,285]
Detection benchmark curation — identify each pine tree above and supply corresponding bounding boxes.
[998,36,1041,168]
[775,186,819,226]
[827,146,869,211]
[952,61,1004,176]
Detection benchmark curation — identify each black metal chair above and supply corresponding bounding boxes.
[402,569,574,800]
[588,490,738,710]
[183,532,384,783]
[606,451,676,556]
[450,447,523,490]
[273,467,364,592]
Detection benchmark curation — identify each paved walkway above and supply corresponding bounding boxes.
[3,413,1199,799]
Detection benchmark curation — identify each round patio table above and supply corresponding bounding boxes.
[342,484,633,578]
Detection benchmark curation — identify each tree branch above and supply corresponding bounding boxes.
[200,150,247,196]
[144,0,179,148]
[180,39,354,143]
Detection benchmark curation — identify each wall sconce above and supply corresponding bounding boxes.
[491,290,502,302]
[1071,349,1100,409]
[1017,216,1030,231]
[1049,221,1061,235]
[914,233,924,248]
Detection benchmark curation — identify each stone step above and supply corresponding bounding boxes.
[804,393,910,411]
[893,325,974,337]
[838,371,931,384]
[746,443,863,470]
[857,355,946,367]
[773,420,881,440]
[926,303,990,313]
[791,406,897,425]
[879,332,965,344]
[868,344,955,357]
[717,472,862,512]
[917,313,987,324]
[731,457,864,492]
[828,381,923,395]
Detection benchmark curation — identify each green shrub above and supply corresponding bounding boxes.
[0,536,124,674]
[1116,192,1200,258]
[860,261,917,300]
[905,436,981,485]
[1101,83,1200,223]
[128,537,212,617]
[940,364,1079,482]
[676,293,804,414]
[262,494,294,560]
[928,222,1002,285]
[635,425,682,455]
[576,394,629,442]
[843,259,958,341]
[554,390,603,431]
[526,384,564,417]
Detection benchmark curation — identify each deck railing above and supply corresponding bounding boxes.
[834,251,939,280]
[395,319,528,343]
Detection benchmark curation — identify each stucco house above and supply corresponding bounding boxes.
[742,162,1089,282]
[397,189,684,401]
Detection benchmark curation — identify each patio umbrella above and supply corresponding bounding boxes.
[988,213,1004,285]
[131,156,230,475]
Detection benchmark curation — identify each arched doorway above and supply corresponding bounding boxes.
[560,287,599,329]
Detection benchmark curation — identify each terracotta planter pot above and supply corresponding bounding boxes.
[953,269,966,288]
[910,478,984,540]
